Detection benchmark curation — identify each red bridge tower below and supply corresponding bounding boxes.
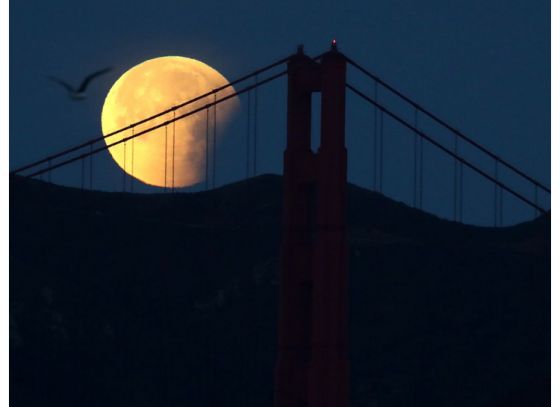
[275,43,348,407]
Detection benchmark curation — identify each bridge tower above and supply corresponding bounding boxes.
[275,43,348,407]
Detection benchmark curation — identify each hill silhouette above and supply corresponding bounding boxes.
[10,174,550,407]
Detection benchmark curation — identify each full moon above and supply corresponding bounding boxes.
[101,56,239,188]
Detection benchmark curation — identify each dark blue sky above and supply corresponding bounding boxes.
[10,0,550,225]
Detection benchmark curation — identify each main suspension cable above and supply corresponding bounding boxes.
[11,55,293,176]
[24,70,286,179]
[346,82,546,214]
[345,56,550,194]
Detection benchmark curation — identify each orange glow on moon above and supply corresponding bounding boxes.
[101,56,239,188]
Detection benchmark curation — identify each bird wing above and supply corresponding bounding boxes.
[48,76,75,93]
[77,67,113,92]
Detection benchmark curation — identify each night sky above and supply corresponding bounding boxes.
[10,0,550,226]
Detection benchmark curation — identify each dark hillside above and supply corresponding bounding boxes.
[10,174,550,407]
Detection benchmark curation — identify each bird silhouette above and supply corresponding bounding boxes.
[48,67,112,100]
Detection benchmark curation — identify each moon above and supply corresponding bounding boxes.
[101,56,239,188]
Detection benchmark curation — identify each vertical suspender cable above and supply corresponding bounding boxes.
[164,124,168,191]
[247,90,251,179]
[89,144,93,190]
[454,134,458,221]
[206,107,210,190]
[213,93,217,188]
[413,108,418,208]
[373,81,378,191]
[172,109,176,192]
[494,160,497,226]
[418,112,424,210]
[123,137,127,192]
[379,112,384,193]
[494,160,499,227]
[253,74,258,177]
[131,127,135,192]
[499,180,503,226]
[458,147,463,222]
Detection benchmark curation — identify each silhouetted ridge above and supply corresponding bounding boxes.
[10,174,550,407]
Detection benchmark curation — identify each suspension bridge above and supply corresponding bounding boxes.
[9,43,551,407]
[10,44,550,227]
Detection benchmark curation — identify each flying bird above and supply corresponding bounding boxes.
[48,67,113,100]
